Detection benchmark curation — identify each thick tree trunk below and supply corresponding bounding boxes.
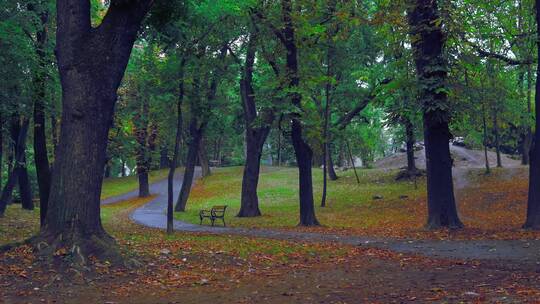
[198,137,211,177]
[39,0,153,264]
[33,5,51,225]
[524,0,540,229]
[175,119,203,212]
[238,130,269,217]
[408,0,462,229]
[238,31,272,217]
[281,0,319,226]
[405,118,417,172]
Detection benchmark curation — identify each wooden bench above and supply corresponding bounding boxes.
[199,205,227,226]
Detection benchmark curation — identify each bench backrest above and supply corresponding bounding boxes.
[211,205,227,216]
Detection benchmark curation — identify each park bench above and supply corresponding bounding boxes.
[199,205,227,227]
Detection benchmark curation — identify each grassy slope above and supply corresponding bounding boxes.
[0,169,170,244]
[100,168,169,199]
[175,166,426,230]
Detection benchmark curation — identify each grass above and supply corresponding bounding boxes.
[175,166,426,232]
[100,168,169,199]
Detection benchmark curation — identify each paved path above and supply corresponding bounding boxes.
[102,167,540,268]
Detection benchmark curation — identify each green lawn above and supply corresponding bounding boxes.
[101,169,170,199]
[175,166,426,230]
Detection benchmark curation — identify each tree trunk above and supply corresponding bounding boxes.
[280,0,319,226]
[160,146,169,169]
[0,119,30,216]
[121,160,127,177]
[0,114,3,189]
[326,145,338,180]
[175,119,203,212]
[198,137,211,177]
[238,31,273,217]
[135,99,151,198]
[523,65,533,165]
[104,161,111,178]
[493,110,502,167]
[32,4,51,225]
[39,1,153,264]
[524,0,540,229]
[238,130,269,217]
[167,59,185,234]
[405,118,417,172]
[174,45,226,213]
[11,118,33,210]
[408,0,462,229]
[482,100,491,174]
[276,128,282,166]
[17,156,34,211]
[51,114,59,157]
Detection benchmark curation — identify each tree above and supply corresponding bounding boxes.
[279,0,319,226]
[235,27,275,217]
[37,0,154,263]
[524,0,540,229]
[408,0,463,229]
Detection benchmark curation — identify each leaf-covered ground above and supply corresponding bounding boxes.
[2,196,540,303]
[176,166,540,240]
[2,167,540,303]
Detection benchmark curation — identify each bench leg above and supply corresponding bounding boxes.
[222,218,226,227]
[211,218,215,226]
[200,217,203,225]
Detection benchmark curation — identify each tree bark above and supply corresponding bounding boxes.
[167,58,185,234]
[11,118,33,210]
[493,109,502,167]
[0,114,3,189]
[31,1,51,225]
[408,0,462,229]
[174,119,203,212]
[405,118,417,172]
[238,31,272,217]
[326,145,338,180]
[280,0,319,226]
[523,65,533,165]
[17,155,34,211]
[39,0,153,263]
[198,137,211,177]
[524,0,540,229]
[0,119,30,216]
[135,99,151,198]
[482,99,491,174]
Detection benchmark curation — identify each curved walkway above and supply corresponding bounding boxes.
[101,167,540,268]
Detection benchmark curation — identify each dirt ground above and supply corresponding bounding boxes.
[3,247,539,304]
[374,144,521,170]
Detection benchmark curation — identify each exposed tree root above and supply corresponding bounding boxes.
[27,230,124,270]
